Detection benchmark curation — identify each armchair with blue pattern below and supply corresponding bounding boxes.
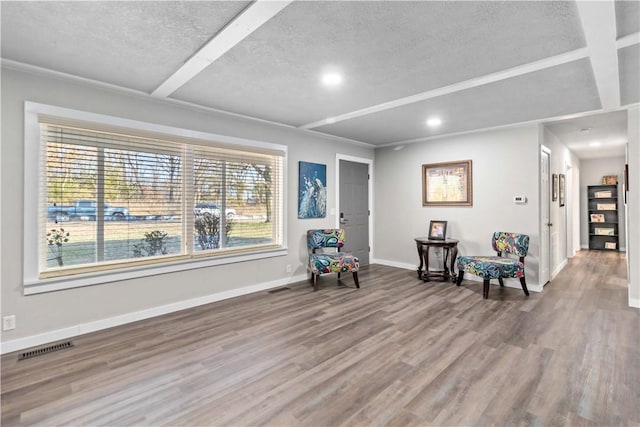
[307,229,360,291]
[456,232,530,299]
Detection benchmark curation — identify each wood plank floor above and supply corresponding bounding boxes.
[2,250,638,426]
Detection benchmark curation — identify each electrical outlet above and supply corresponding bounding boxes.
[3,315,16,331]
[286,264,292,273]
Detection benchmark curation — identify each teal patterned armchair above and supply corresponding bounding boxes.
[307,229,360,291]
[456,232,530,299]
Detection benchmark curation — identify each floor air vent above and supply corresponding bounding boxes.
[19,341,74,360]
[268,287,290,294]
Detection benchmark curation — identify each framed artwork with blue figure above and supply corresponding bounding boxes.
[298,161,327,219]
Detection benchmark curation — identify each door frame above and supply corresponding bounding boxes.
[540,145,551,286]
[336,154,374,261]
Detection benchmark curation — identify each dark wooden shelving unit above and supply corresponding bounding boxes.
[587,184,619,251]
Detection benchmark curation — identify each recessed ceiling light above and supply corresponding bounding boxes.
[589,141,601,147]
[322,72,343,86]
[426,117,442,128]
[580,127,592,132]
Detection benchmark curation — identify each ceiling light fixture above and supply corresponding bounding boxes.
[426,117,442,128]
[580,127,592,132]
[589,141,601,147]
[322,73,343,87]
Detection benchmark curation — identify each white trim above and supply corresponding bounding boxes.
[617,32,640,49]
[551,259,568,279]
[373,258,543,293]
[576,1,620,110]
[629,297,640,309]
[2,272,308,355]
[372,258,416,271]
[2,60,372,148]
[299,48,589,130]
[24,101,288,294]
[26,101,288,153]
[539,145,552,287]
[460,274,543,293]
[336,154,374,261]
[152,1,293,97]
[24,248,288,295]
[381,109,606,148]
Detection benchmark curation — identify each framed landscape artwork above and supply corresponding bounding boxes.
[422,160,472,206]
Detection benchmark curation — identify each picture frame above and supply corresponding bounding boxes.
[552,173,558,201]
[422,160,472,206]
[298,161,327,219]
[428,220,447,240]
[590,213,605,223]
[594,190,612,198]
[559,174,565,207]
[595,227,614,236]
[602,175,617,185]
[597,203,616,211]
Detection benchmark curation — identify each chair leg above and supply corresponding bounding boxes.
[520,277,529,296]
[352,272,360,288]
[337,272,341,280]
[498,277,505,287]
[456,271,464,286]
[483,279,490,299]
[313,274,318,291]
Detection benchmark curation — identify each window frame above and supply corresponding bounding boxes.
[24,102,288,295]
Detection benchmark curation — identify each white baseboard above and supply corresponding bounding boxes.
[372,258,416,271]
[373,258,543,292]
[551,259,568,279]
[460,274,543,293]
[0,273,308,355]
[629,297,640,309]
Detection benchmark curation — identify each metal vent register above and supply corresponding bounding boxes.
[19,341,74,360]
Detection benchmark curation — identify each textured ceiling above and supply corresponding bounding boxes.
[172,0,586,126]
[545,110,628,159]
[0,1,251,92]
[1,1,638,156]
[314,60,600,145]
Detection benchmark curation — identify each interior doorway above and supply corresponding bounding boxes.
[337,155,372,265]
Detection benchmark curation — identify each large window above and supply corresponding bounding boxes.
[25,103,286,293]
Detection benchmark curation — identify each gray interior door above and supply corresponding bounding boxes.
[339,160,369,265]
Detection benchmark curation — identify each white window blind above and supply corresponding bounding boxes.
[39,118,285,279]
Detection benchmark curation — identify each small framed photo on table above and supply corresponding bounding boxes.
[428,220,447,240]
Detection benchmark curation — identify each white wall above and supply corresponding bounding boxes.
[374,125,541,288]
[627,106,639,308]
[0,66,374,348]
[579,156,627,250]
[543,127,581,273]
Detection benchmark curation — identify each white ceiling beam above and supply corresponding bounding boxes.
[617,32,640,49]
[299,48,589,130]
[576,0,620,111]
[152,0,293,98]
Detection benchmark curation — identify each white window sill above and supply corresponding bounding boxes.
[24,247,288,295]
